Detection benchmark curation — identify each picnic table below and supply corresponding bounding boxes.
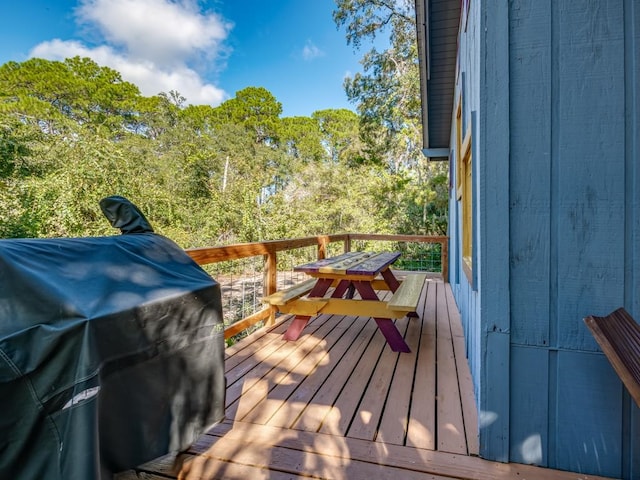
[263,251,427,353]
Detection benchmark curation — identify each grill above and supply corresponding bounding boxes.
[0,197,226,479]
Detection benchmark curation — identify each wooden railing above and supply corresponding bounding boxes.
[185,233,448,341]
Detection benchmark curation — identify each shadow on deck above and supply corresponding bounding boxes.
[117,279,615,480]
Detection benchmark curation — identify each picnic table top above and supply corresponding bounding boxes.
[294,251,401,276]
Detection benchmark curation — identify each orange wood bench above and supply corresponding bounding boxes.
[262,278,317,308]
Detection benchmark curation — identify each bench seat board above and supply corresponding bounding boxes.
[275,298,408,319]
[262,278,317,306]
[387,273,428,312]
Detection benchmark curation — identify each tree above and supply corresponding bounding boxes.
[312,109,366,166]
[212,87,282,145]
[334,0,422,170]
[279,116,325,164]
[0,57,140,136]
[333,0,449,235]
[0,48,445,243]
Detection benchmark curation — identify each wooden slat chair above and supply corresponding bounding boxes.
[584,307,640,407]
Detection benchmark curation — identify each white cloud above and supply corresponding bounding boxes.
[302,41,324,61]
[76,0,229,66]
[28,0,231,105]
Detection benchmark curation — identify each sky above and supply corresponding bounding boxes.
[0,0,380,118]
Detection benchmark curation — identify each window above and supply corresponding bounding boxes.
[461,130,472,280]
[455,95,473,283]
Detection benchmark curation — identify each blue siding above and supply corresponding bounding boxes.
[624,0,640,475]
[477,0,511,462]
[509,346,548,466]
[554,1,626,350]
[509,0,552,348]
[447,0,640,477]
[626,0,640,320]
[506,0,637,477]
[555,352,623,477]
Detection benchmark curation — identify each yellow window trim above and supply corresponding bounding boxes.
[461,127,473,284]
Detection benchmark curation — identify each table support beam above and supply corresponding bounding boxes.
[353,280,411,353]
[283,278,332,341]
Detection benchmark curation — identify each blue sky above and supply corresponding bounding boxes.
[0,0,378,117]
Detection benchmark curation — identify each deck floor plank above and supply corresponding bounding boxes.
[229,314,339,421]
[345,316,410,441]
[119,281,616,480]
[318,317,389,437]
[435,283,467,455]
[406,282,437,450]
[265,314,368,429]
[446,285,480,456]
[375,310,422,445]
[292,315,379,433]
[244,314,356,425]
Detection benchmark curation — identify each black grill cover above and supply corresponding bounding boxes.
[0,228,225,479]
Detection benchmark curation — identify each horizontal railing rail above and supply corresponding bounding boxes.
[185,233,448,343]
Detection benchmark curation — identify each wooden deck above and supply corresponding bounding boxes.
[118,279,614,480]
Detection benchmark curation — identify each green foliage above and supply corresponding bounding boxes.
[335,0,422,170]
[279,116,325,164]
[0,45,448,244]
[213,87,282,145]
[0,57,140,136]
[313,109,367,165]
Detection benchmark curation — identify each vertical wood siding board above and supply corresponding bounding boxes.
[478,0,511,462]
[450,199,462,285]
[628,396,640,478]
[548,0,561,357]
[479,331,510,462]
[555,351,623,477]
[508,0,552,348]
[546,349,559,468]
[624,1,640,476]
[508,346,549,467]
[625,0,640,320]
[471,111,479,291]
[470,281,482,405]
[555,1,626,351]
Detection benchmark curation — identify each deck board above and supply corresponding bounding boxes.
[117,280,616,480]
[436,281,467,455]
[375,314,421,445]
[406,282,437,450]
[347,316,409,441]
[292,315,377,433]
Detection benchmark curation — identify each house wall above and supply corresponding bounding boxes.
[449,0,513,464]
[507,1,639,477]
[449,0,640,478]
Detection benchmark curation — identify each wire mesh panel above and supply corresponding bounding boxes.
[200,257,264,328]
[275,245,317,291]
[350,240,442,272]
[187,234,447,344]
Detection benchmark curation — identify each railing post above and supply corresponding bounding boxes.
[344,234,351,253]
[264,249,277,326]
[317,236,327,260]
[441,239,449,283]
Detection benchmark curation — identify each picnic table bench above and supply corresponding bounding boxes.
[584,307,640,407]
[262,251,427,352]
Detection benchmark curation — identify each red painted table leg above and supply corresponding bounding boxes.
[332,279,351,298]
[373,318,411,353]
[381,268,401,292]
[283,278,333,342]
[283,315,311,341]
[352,280,411,353]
